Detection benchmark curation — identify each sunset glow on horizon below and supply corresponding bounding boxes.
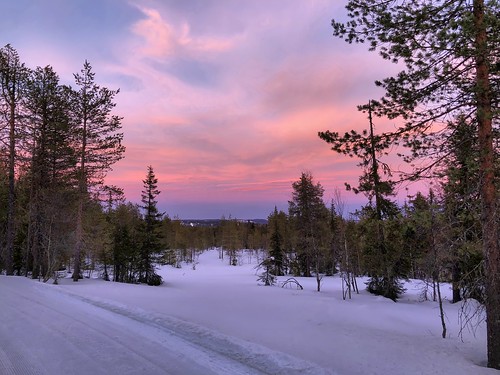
[2,0,418,219]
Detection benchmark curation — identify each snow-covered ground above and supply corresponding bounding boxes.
[0,249,496,375]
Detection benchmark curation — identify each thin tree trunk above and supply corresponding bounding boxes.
[430,189,446,337]
[452,262,462,303]
[72,198,83,281]
[474,0,499,369]
[352,273,359,294]
[316,267,321,292]
[5,89,16,276]
[72,101,87,282]
[436,278,447,339]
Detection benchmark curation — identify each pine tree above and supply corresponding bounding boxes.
[268,206,285,276]
[70,61,125,282]
[320,104,404,300]
[330,1,499,366]
[112,202,142,283]
[441,116,484,303]
[288,172,329,291]
[0,45,28,275]
[24,65,76,280]
[140,166,163,285]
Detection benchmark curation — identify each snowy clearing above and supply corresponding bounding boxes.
[1,249,496,375]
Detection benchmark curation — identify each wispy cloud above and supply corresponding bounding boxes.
[131,6,238,60]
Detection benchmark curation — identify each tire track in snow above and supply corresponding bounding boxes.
[1,277,218,375]
[56,287,336,375]
[19,288,258,375]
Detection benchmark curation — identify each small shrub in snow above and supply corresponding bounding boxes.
[147,273,163,286]
[366,276,405,301]
[256,257,276,286]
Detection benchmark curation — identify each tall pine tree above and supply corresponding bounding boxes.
[320,103,404,300]
[70,61,125,281]
[329,1,499,366]
[0,45,28,275]
[24,65,75,280]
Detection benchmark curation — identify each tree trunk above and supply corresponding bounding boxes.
[316,259,321,292]
[474,0,499,369]
[72,100,87,282]
[5,87,16,276]
[436,277,447,339]
[452,262,462,303]
[72,198,83,281]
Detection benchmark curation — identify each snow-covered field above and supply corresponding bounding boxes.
[0,249,496,375]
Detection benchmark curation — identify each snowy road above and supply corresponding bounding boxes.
[0,276,333,375]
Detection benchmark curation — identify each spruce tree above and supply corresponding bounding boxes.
[441,116,484,303]
[268,206,285,276]
[256,257,276,286]
[288,172,329,291]
[140,166,163,285]
[112,202,142,283]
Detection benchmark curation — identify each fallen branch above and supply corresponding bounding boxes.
[281,277,303,290]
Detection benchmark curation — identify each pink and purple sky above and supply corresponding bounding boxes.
[2,0,419,219]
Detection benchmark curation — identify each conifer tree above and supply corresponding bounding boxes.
[441,116,484,303]
[0,160,8,271]
[70,61,125,281]
[0,45,28,275]
[24,65,75,280]
[268,206,285,276]
[402,192,434,282]
[329,1,499,366]
[140,165,163,285]
[288,172,329,291]
[112,202,142,283]
[320,104,404,300]
[221,217,240,266]
[256,257,276,286]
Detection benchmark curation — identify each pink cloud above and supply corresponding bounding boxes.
[131,6,238,60]
[131,7,180,58]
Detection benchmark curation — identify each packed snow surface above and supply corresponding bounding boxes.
[0,249,496,374]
